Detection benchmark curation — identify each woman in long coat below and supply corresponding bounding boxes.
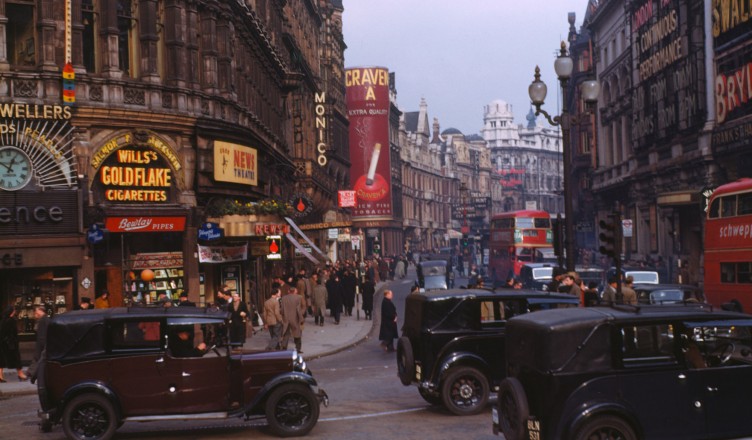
[325,273,344,324]
[228,292,250,347]
[361,275,375,320]
[341,269,357,316]
[378,290,398,352]
[0,306,28,381]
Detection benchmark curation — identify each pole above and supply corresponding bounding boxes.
[560,76,575,271]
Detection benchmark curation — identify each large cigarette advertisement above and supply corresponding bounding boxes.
[346,66,393,219]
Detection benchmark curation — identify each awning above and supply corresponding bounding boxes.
[285,217,329,262]
[285,233,319,264]
[447,229,463,239]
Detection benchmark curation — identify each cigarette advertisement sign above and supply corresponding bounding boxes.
[346,66,393,219]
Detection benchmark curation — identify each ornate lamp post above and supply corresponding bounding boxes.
[528,41,599,271]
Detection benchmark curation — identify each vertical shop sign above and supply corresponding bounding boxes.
[346,67,393,220]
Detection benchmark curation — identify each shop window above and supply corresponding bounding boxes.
[82,0,98,73]
[6,2,36,67]
[117,0,138,78]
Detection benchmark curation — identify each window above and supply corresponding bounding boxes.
[117,0,138,77]
[620,323,677,367]
[722,196,737,218]
[82,0,97,72]
[6,2,35,67]
[110,320,162,351]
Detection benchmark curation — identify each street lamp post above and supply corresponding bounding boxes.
[528,41,599,271]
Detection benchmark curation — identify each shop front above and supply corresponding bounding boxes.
[0,110,82,341]
[88,130,194,306]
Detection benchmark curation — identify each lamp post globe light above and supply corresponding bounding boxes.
[528,41,599,271]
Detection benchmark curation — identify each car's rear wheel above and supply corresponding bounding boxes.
[498,378,529,440]
[62,393,118,440]
[418,387,442,406]
[441,366,489,415]
[265,383,320,437]
[397,336,415,386]
[573,415,637,440]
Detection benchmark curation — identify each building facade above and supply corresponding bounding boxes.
[0,0,348,341]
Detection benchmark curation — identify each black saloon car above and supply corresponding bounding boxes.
[37,306,327,440]
[493,305,752,440]
[633,283,705,304]
[397,289,578,415]
[416,259,450,290]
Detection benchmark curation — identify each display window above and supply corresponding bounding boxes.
[0,268,74,335]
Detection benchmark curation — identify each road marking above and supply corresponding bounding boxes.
[320,407,426,422]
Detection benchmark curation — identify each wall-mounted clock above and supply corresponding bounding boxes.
[0,146,33,191]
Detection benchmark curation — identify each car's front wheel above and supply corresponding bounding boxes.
[396,336,415,386]
[573,415,637,440]
[62,393,118,440]
[418,387,442,406]
[265,383,320,437]
[498,378,529,440]
[441,366,489,415]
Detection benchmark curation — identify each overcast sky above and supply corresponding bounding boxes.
[342,0,590,135]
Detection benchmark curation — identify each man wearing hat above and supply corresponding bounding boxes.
[76,297,92,310]
[177,292,196,307]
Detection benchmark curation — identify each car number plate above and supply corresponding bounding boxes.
[527,417,541,440]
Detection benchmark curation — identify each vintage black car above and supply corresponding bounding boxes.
[396,289,579,415]
[37,307,327,440]
[518,263,554,290]
[493,305,752,440]
[633,283,705,304]
[416,259,450,290]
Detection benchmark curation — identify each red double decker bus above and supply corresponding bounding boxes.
[488,210,553,284]
[704,178,752,312]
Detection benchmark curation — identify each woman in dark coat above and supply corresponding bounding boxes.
[228,292,250,347]
[341,269,357,317]
[325,273,344,324]
[379,290,398,352]
[361,275,375,320]
[0,306,28,382]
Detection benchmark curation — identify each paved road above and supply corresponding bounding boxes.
[0,269,501,440]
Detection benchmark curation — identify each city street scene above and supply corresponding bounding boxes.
[2,0,752,439]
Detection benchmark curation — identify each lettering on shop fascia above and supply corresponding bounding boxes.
[0,253,22,266]
[0,205,64,224]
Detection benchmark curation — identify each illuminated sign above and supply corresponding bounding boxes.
[315,92,328,166]
[105,216,186,233]
[214,141,257,186]
[96,147,174,202]
[267,235,282,260]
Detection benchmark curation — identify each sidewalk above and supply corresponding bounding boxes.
[0,281,386,399]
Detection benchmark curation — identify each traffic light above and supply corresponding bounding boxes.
[552,219,564,258]
[461,235,469,248]
[598,214,622,260]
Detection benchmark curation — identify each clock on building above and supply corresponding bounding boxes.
[0,146,33,191]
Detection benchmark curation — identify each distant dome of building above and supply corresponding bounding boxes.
[466,134,483,141]
[441,127,463,135]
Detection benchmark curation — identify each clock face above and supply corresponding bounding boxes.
[0,146,33,191]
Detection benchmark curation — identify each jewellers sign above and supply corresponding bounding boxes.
[105,216,186,233]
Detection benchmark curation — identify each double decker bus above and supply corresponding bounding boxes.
[704,178,752,312]
[488,210,553,284]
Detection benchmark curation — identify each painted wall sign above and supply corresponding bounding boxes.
[0,191,78,235]
[346,66,393,220]
[105,216,186,233]
[213,141,258,186]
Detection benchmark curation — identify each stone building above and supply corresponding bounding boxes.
[0,0,348,332]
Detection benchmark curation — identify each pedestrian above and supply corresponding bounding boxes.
[177,292,196,307]
[395,257,406,279]
[214,287,230,309]
[263,288,283,350]
[75,297,92,310]
[378,258,389,282]
[295,269,310,316]
[622,276,638,305]
[584,281,600,306]
[0,306,28,382]
[326,272,344,324]
[94,289,110,308]
[342,268,356,316]
[228,292,250,348]
[361,275,375,320]
[311,273,328,326]
[561,273,582,300]
[280,287,305,353]
[601,276,619,305]
[27,305,49,384]
[379,290,398,352]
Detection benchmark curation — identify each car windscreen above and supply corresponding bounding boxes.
[532,267,553,279]
[650,289,684,304]
[424,275,448,290]
[627,271,659,283]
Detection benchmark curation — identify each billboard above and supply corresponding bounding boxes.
[346,67,392,220]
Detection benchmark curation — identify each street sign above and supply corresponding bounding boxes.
[622,219,633,238]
